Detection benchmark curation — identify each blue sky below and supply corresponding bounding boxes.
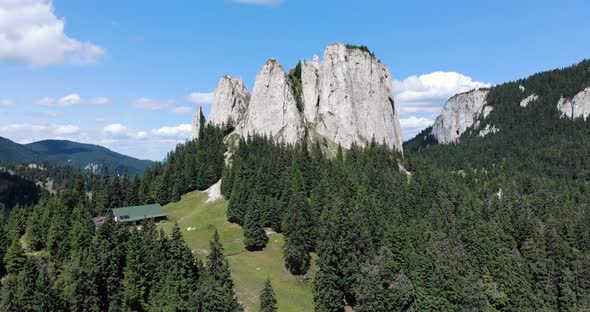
[1,0,589,160]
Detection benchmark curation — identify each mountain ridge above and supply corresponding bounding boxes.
[0,136,153,175]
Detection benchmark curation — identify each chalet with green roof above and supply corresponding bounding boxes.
[112,203,167,223]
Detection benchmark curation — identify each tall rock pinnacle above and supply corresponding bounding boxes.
[191,105,206,140]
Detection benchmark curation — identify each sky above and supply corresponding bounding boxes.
[0,0,589,161]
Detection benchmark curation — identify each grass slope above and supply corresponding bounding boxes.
[161,190,316,312]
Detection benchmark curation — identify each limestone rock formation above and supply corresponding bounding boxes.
[191,105,206,140]
[238,59,305,143]
[431,89,491,144]
[557,87,590,120]
[301,54,321,123]
[208,76,250,127]
[520,94,538,108]
[196,44,404,152]
[308,44,403,151]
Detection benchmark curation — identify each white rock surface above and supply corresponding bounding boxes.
[205,179,222,203]
[519,85,525,92]
[431,89,490,144]
[239,59,305,143]
[557,87,590,120]
[520,94,538,108]
[478,124,498,137]
[301,55,321,123]
[194,44,404,152]
[208,76,250,127]
[191,105,206,140]
[312,44,403,151]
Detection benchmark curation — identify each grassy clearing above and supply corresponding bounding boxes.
[162,190,316,312]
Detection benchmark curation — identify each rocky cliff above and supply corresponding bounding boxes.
[196,44,404,152]
[557,87,590,120]
[431,89,491,144]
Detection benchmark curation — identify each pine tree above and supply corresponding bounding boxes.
[4,238,26,274]
[202,230,243,312]
[243,206,268,251]
[259,278,278,312]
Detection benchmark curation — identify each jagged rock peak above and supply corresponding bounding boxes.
[306,43,403,151]
[431,89,491,144]
[238,58,305,143]
[557,87,590,120]
[208,75,250,127]
[197,43,404,152]
[191,105,206,140]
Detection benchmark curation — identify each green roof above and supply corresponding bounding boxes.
[112,204,166,223]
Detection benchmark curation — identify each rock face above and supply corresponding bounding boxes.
[520,94,538,108]
[431,89,491,144]
[238,59,305,143]
[208,76,250,126]
[309,44,403,150]
[191,105,206,140]
[199,44,404,152]
[557,87,590,120]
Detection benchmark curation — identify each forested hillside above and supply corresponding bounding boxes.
[0,137,153,175]
[1,61,590,311]
[406,60,590,180]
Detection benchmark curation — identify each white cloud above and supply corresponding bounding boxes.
[399,116,435,140]
[393,72,491,111]
[232,0,283,6]
[171,106,193,114]
[53,124,79,135]
[151,124,192,139]
[38,93,110,107]
[0,99,15,107]
[186,92,214,105]
[102,123,128,136]
[0,0,105,65]
[133,97,175,110]
[0,123,80,141]
[95,117,108,123]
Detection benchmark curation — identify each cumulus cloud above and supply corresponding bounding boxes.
[393,72,491,111]
[232,0,283,6]
[133,97,175,110]
[0,99,15,107]
[399,116,435,138]
[102,123,128,136]
[0,123,80,141]
[171,106,193,114]
[0,0,105,65]
[186,92,214,105]
[38,93,109,107]
[151,124,192,139]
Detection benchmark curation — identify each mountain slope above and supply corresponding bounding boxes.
[0,137,153,175]
[0,136,42,162]
[405,59,590,179]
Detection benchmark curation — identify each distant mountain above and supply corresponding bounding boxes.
[0,137,153,175]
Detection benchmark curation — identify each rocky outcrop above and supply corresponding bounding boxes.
[310,44,403,151]
[197,44,404,152]
[208,76,250,127]
[238,59,305,143]
[191,105,206,140]
[431,89,491,144]
[520,94,538,108]
[557,87,590,120]
[478,124,498,137]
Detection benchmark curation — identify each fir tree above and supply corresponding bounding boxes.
[243,206,268,251]
[259,278,278,312]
